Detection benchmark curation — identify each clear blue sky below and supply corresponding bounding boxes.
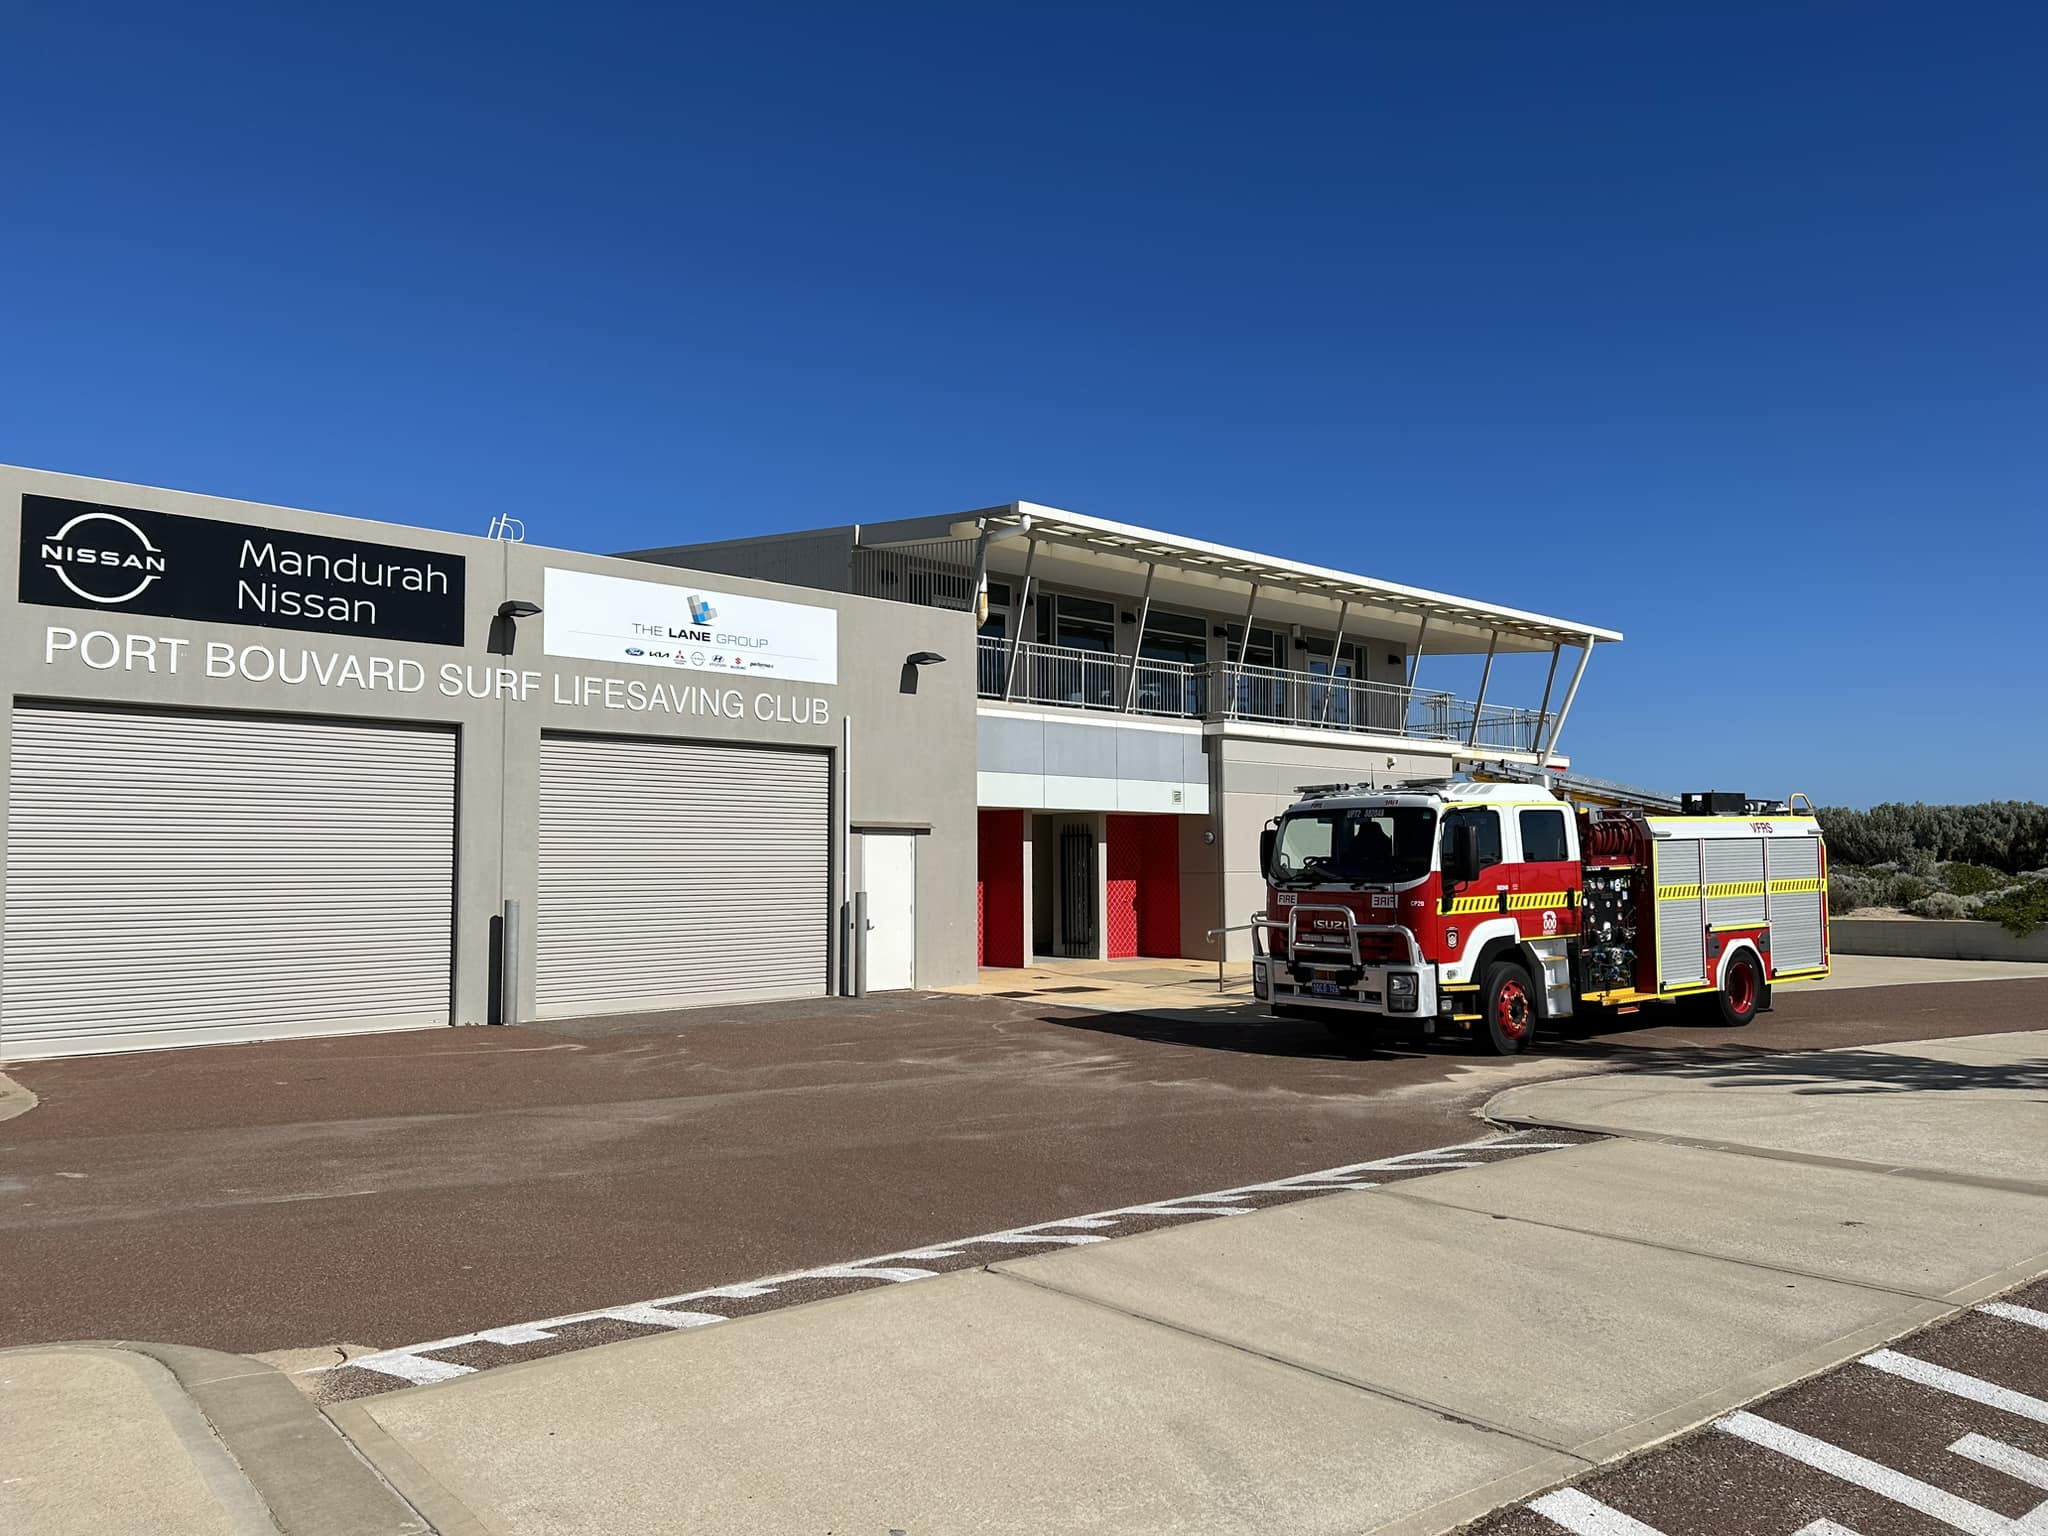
[4,3,2041,806]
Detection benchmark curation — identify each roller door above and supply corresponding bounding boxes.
[536,735,831,1016]
[3,705,456,1059]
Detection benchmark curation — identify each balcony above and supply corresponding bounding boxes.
[978,636,1553,754]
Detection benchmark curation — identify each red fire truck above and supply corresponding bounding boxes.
[1251,771,1830,1053]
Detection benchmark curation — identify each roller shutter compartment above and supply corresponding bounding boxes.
[536,734,831,1016]
[3,705,457,1059]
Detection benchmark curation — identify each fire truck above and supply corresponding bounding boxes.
[1250,769,1830,1053]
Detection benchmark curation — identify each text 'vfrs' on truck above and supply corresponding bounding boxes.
[1251,776,1830,1053]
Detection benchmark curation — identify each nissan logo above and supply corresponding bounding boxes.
[39,511,167,606]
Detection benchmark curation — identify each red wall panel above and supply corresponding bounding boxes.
[1105,816,1141,959]
[976,809,1025,968]
[1107,814,1182,960]
[1137,815,1182,958]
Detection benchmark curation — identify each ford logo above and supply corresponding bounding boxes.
[625,647,645,656]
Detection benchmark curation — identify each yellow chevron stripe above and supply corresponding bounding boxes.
[1444,895,1495,914]
[1507,891,1572,909]
[1768,878,1826,894]
[1658,883,1702,900]
[1705,880,1767,898]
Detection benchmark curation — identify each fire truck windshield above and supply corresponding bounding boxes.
[1271,806,1437,886]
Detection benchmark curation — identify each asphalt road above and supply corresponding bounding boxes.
[2,976,2044,1360]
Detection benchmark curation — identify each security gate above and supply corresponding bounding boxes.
[535,734,831,1016]
[2,704,457,1059]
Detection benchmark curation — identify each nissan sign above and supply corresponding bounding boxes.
[19,494,466,647]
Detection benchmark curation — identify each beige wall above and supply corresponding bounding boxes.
[0,466,980,1038]
[1209,732,1458,961]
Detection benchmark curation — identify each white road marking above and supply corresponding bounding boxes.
[337,1131,1567,1386]
[1527,1486,1669,1534]
[804,1265,939,1282]
[1717,1410,2013,1535]
[596,1305,725,1329]
[358,1353,471,1385]
[1949,1432,2048,1492]
[1980,1302,2048,1333]
[1861,1349,2048,1425]
[1792,1522,1867,1535]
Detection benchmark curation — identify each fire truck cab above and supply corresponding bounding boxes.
[1251,777,1829,1054]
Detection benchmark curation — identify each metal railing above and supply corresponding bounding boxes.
[978,635,1551,752]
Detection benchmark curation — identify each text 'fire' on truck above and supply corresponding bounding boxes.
[1251,772,1829,1054]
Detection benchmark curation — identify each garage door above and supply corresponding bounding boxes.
[537,734,831,1016]
[3,705,457,1060]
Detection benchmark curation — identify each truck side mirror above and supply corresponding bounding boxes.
[1259,826,1277,879]
[1446,824,1480,887]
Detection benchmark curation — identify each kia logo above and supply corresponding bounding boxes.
[40,511,167,605]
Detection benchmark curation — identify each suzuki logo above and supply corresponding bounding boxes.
[687,594,716,624]
[40,511,166,605]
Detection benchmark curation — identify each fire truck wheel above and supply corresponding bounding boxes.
[1478,960,1538,1055]
[1714,951,1763,1027]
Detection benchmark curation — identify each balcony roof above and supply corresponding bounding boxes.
[947,502,1621,655]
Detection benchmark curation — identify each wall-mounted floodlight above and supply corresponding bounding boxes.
[489,599,542,657]
[907,651,946,666]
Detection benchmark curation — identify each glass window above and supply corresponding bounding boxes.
[1519,808,1570,864]
[1272,807,1438,885]
[1040,593,1116,653]
[1440,808,1503,872]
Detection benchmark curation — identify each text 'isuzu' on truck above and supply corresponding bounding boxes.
[1251,774,1830,1053]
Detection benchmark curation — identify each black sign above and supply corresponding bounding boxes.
[18,495,466,647]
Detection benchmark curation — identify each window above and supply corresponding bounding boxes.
[1519,809,1570,864]
[1038,593,1116,653]
[1440,808,1502,872]
[1272,807,1437,885]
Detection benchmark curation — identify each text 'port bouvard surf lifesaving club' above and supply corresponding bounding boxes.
[18,494,467,646]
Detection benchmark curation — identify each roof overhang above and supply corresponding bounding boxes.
[939,503,1620,655]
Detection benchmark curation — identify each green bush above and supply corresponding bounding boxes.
[1817,802,2048,874]
[1828,868,1876,916]
[1977,879,2048,939]
[1940,862,2009,896]
[1906,891,1971,920]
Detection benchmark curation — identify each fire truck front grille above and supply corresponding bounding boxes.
[1284,930,1408,966]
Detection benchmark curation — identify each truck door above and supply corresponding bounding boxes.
[1513,806,1579,940]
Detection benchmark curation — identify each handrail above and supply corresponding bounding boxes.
[975,634,1551,752]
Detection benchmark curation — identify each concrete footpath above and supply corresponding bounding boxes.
[0,1340,427,1536]
[316,1027,2048,1536]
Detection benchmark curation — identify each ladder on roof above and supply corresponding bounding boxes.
[1464,759,1682,814]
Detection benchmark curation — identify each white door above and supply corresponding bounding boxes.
[537,735,831,1017]
[862,833,917,991]
[3,705,456,1060]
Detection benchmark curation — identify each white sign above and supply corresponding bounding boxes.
[542,567,838,685]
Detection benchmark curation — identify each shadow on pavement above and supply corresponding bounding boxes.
[1042,1007,1443,1062]
[1633,1045,2048,1097]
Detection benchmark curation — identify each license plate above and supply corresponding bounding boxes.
[1311,981,1343,997]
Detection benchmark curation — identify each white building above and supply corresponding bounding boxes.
[634,501,1621,966]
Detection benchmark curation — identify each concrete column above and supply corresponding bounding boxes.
[1090,811,1111,961]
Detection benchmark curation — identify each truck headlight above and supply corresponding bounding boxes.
[1388,972,1418,1013]
[1252,960,1269,1000]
